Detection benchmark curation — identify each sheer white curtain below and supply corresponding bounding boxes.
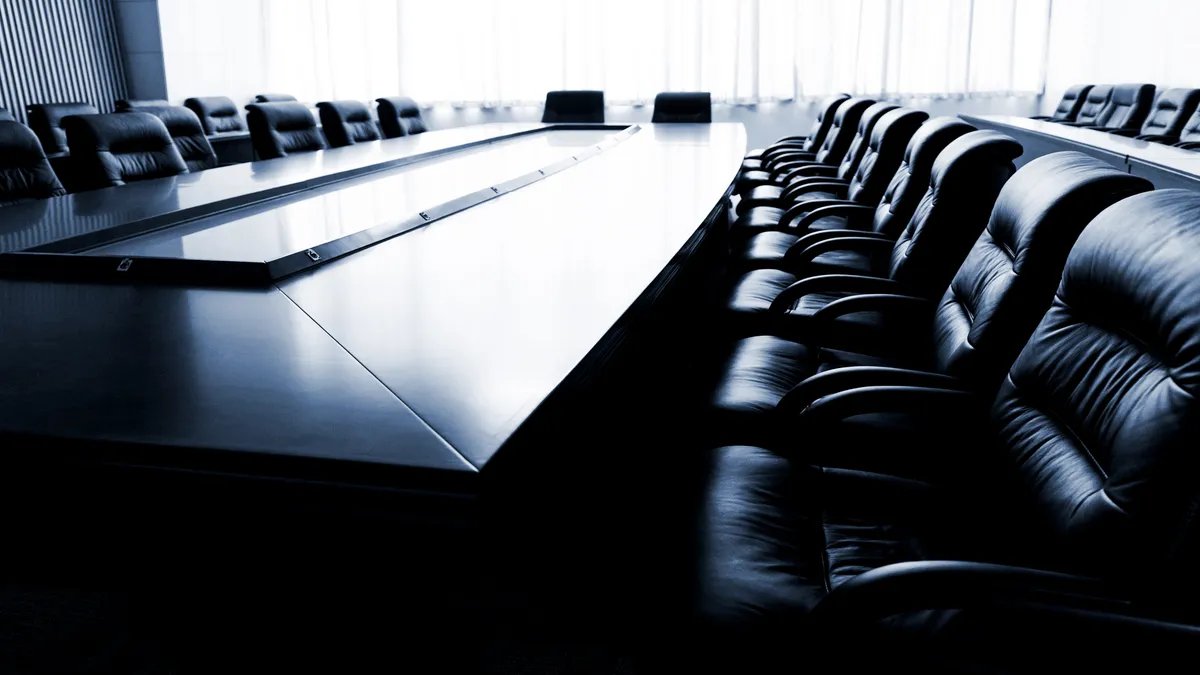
[160,0,1050,106]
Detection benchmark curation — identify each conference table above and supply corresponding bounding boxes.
[960,114,1200,190]
[0,122,746,511]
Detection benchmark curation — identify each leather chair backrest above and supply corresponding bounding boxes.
[26,102,99,155]
[126,105,218,172]
[542,90,605,123]
[799,94,850,153]
[932,152,1152,395]
[317,100,381,148]
[1050,84,1093,122]
[811,97,873,166]
[1179,106,1200,144]
[0,121,66,205]
[1138,88,1200,137]
[870,117,975,239]
[845,108,927,205]
[184,96,246,135]
[1072,85,1112,126]
[0,107,15,122]
[255,93,297,103]
[835,102,899,181]
[991,188,1200,580]
[1094,83,1155,130]
[115,99,169,111]
[245,102,327,160]
[888,130,1022,299]
[651,92,712,123]
[63,112,188,189]
[376,97,427,138]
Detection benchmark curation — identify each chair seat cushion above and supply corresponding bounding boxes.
[740,158,763,172]
[731,206,787,242]
[737,185,786,213]
[735,170,775,195]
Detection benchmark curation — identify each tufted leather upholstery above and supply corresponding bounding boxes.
[1061,85,1111,126]
[651,92,712,123]
[1071,83,1155,130]
[255,93,297,103]
[0,108,15,122]
[1121,88,1200,142]
[115,99,168,111]
[63,112,188,190]
[25,102,99,155]
[736,117,975,271]
[0,121,66,205]
[317,100,381,148]
[695,190,1200,669]
[541,90,605,123]
[183,96,246,135]
[124,105,218,172]
[245,102,327,160]
[1033,84,1092,122]
[376,97,427,139]
[741,95,849,171]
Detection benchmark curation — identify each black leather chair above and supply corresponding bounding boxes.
[1056,84,1110,126]
[709,152,1150,448]
[737,117,976,272]
[541,90,605,123]
[0,107,14,122]
[184,96,247,135]
[1108,88,1200,143]
[651,92,711,123]
[376,97,427,139]
[255,93,297,103]
[742,95,851,174]
[0,121,67,206]
[1031,84,1092,122]
[125,105,218,172]
[115,99,169,111]
[317,100,381,148]
[735,98,873,195]
[695,188,1200,672]
[1065,83,1155,131]
[1173,106,1200,151]
[26,102,99,155]
[245,102,327,160]
[721,131,1021,343]
[732,107,926,243]
[63,112,189,190]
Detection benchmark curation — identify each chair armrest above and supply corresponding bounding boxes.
[773,134,810,144]
[783,236,895,272]
[813,560,1115,622]
[1136,133,1181,144]
[778,200,871,230]
[1107,128,1140,137]
[1060,121,1094,127]
[763,152,817,169]
[1174,141,1200,151]
[782,180,849,201]
[769,274,903,312]
[805,293,934,343]
[790,204,878,232]
[776,164,838,182]
[787,227,890,257]
[792,385,980,432]
[776,366,968,417]
[1029,115,1053,121]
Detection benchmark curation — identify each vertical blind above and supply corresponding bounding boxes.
[160,0,1050,107]
[0,0,127,122]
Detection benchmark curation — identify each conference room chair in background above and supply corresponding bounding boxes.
[1031,83,1093,122]
[26,102,99,156]
[651,92,712,123]
[184,96,247,136]
[376,97,427,138]
[1064,83,1155,131]
[0,107,14,122]
[1060,85,1112,127]
[0,121,67,206]
[246,102,327,160]
[125,105,218,172]
[1172,106,1200,150]
[741,93,850,172]
[317,100,381,148]
[255,93,297,103]
[63,112,188,191]
[1108,87,1200,142]
[115,99,169,111]
[541,90,605,123]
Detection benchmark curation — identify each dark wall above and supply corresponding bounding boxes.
[0,0,128,122]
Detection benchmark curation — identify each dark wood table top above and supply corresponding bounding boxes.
[0,123,746,493]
